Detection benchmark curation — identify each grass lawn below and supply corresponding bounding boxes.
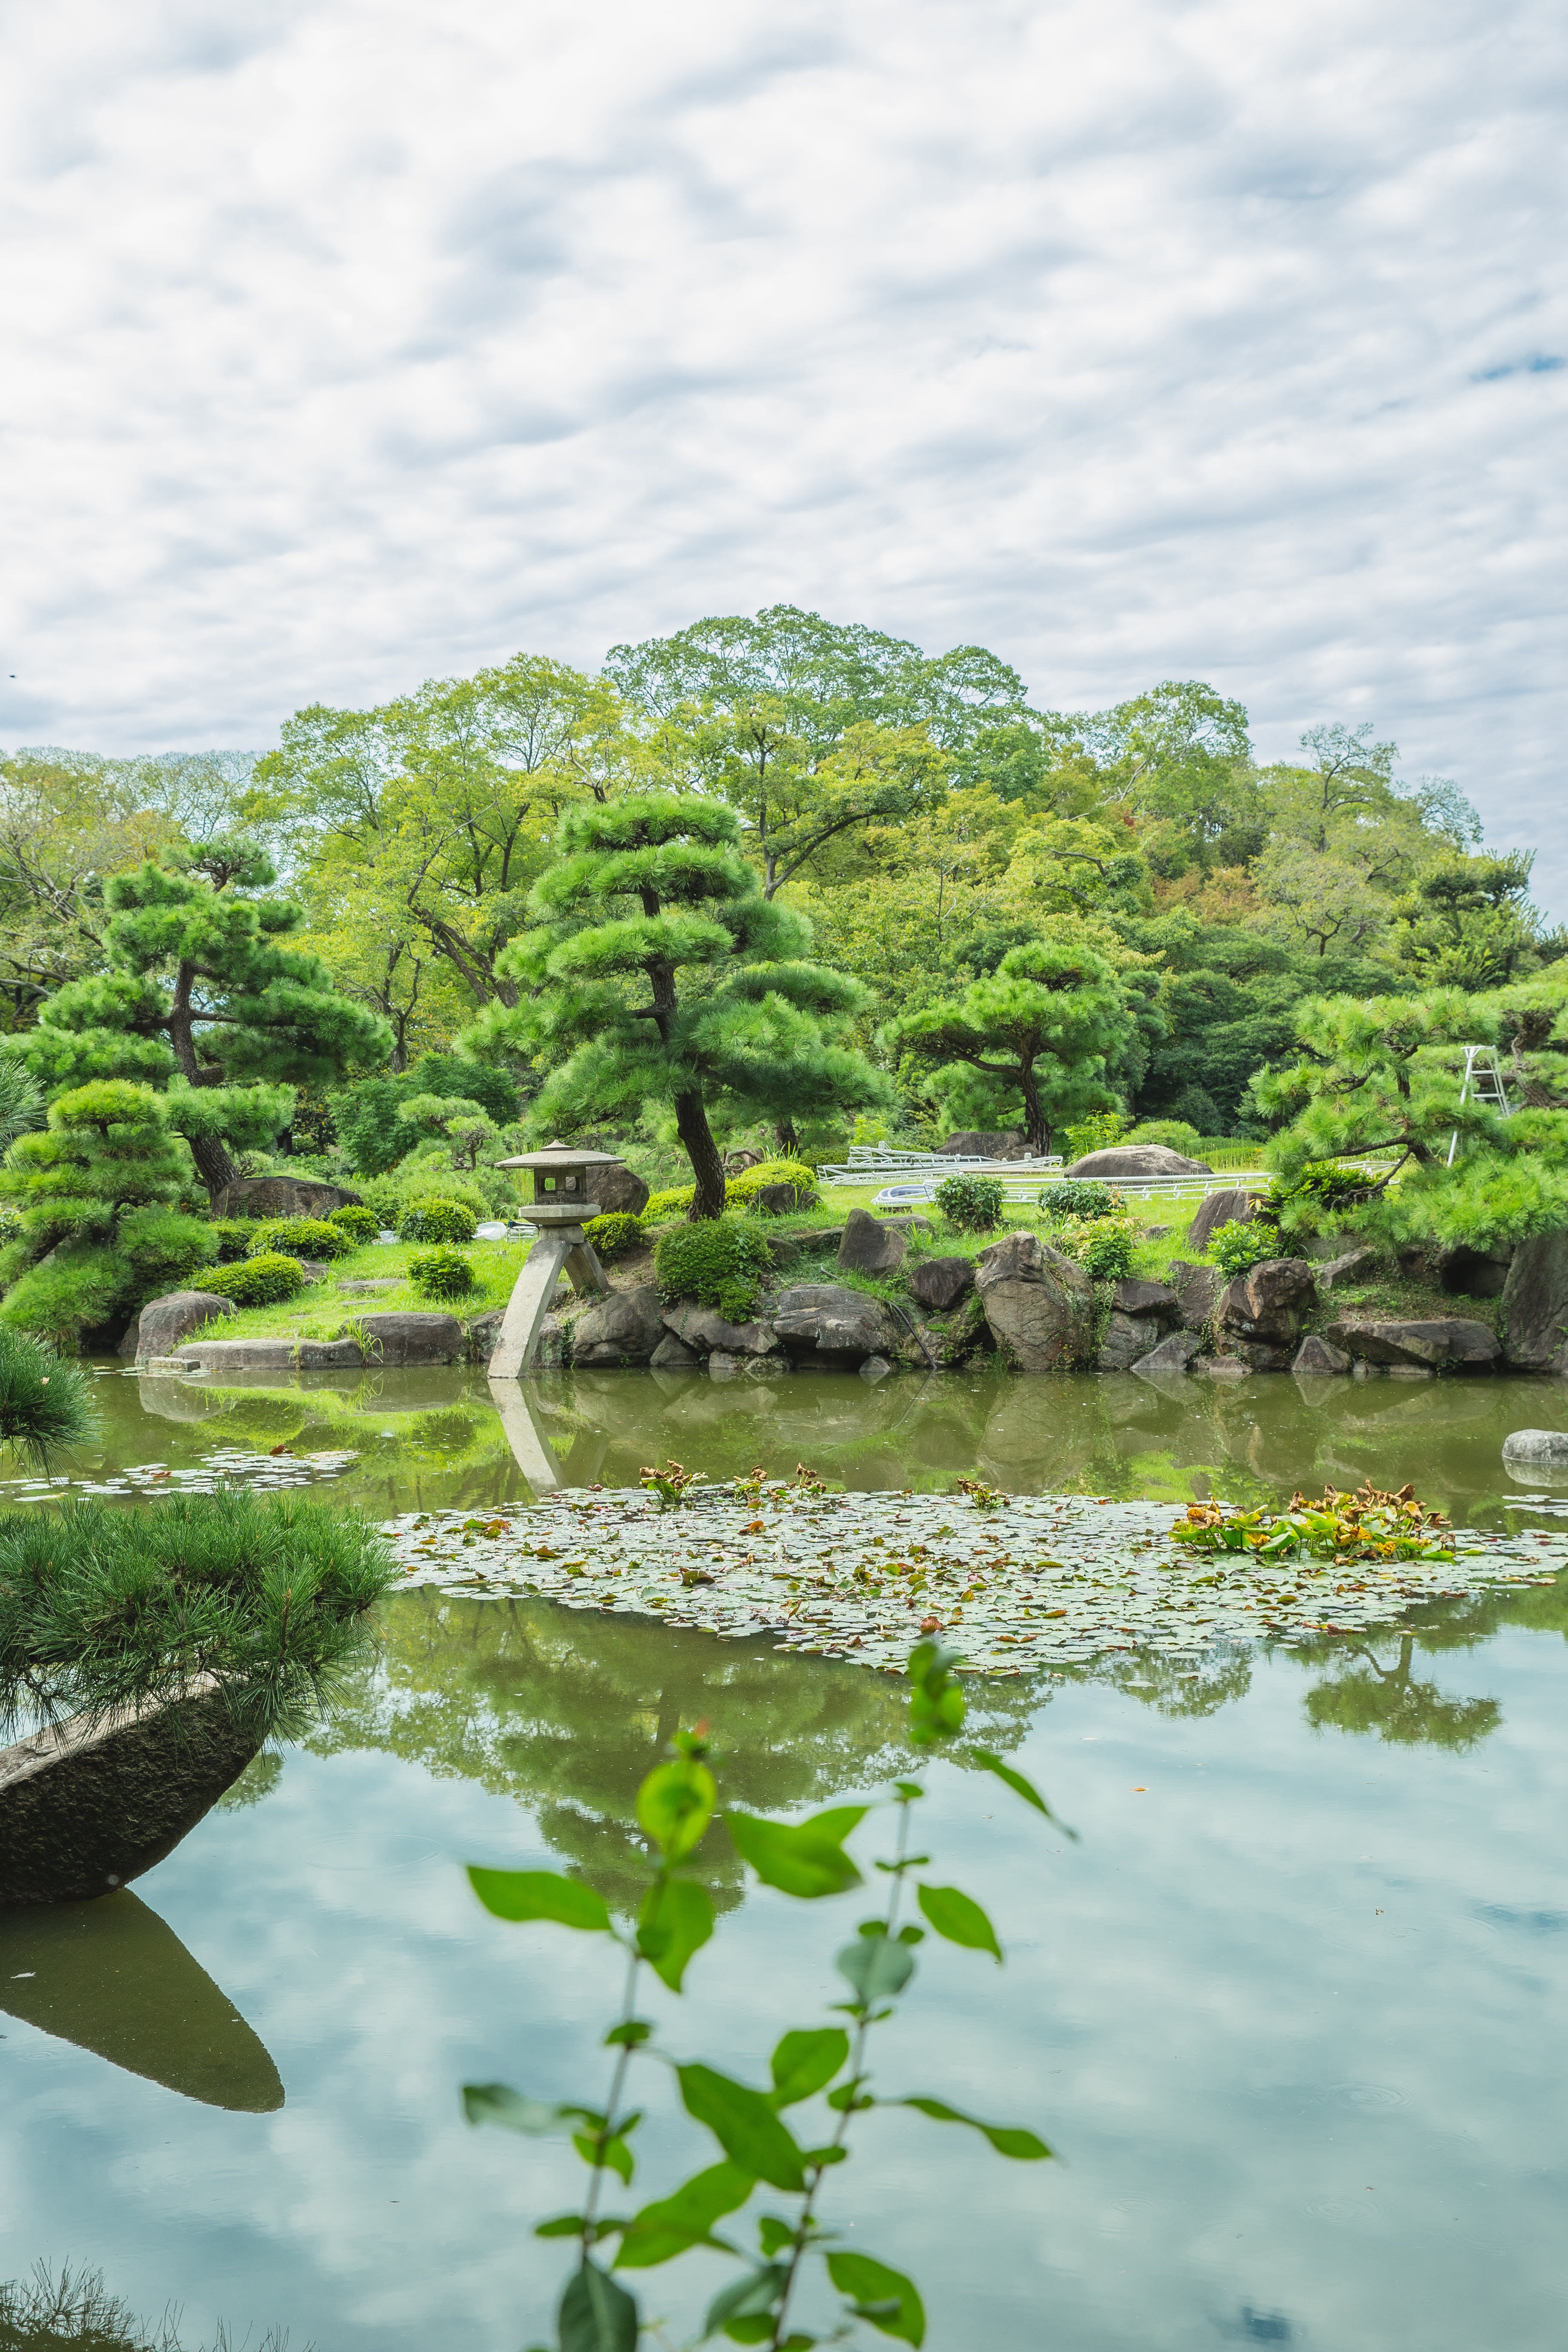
[201,1237,533,1342]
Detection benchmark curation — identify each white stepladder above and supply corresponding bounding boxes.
[486,1142,626,1380]
[1446,1044,1513,1167]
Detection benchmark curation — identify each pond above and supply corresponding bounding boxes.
[3,1363,1568,2349]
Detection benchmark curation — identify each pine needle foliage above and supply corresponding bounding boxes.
[0,1490,393,1742]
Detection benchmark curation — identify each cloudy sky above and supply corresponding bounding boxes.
[3,0,1565,898]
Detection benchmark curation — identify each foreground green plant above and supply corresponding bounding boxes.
[463,1639,1060,2350]
[932,1173,1004,1234]
[1172,1482,1453,1565]
[654,1221,772,1322]
[1206,1220,1279,1278]
[639,1458,707,1511]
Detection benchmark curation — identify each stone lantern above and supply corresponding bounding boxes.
[487,1140,623,1379]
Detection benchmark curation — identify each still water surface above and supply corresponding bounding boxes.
[3,1364,1567,2349]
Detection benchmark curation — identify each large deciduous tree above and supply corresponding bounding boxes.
[23,850,392,1204]
[883,937,1137,1157]
[462,794,887,1217]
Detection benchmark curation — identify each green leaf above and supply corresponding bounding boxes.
[559,2258,639,2352]
[467,1867,612,1931]
[967,1749,1074,1834]
[769,2027,851,2107]
[826,2252,926,2345]
[603,2020,652,2049]
[575,2130,637,2186]
[727,1807,866,1899]
[703,2264,788,2340]
[835,1934,916,2006]
[756,2216,795,2257]
[637,1757,717,1860]
[916,1883,1003,1963]
[678,2064,808,2191]
[462,2083,591,2137]
[536,2214,631,2245]
[899,2096,1053,2160]
[616,2162,755,2270]
[637,1877,714,1992]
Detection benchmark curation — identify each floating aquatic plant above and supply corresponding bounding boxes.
[1172,1482,1454,1565]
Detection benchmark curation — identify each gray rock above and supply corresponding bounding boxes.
[859,1354,894,1382]
[1096,1309,1161,1372]
[1317,1247,1378,1292]
[1170,1260,1225,1330]
[1131,1329,1203,1378]
[1292,1332,1353,1375]
[1219,1259,1318,1346]
[836,1208,909,1275]
[1502,1428,1568,1464]
[935,1130,1026,1158]
[1500,1232,1568,1373]
[768,1227,845,1265]
[0,1675,261,1907]
[568,1285,664,1367]
[650,1330,702,1370]
[354,1311,469,1366]
[1195,1356,1250,1379]
[335,1277,402,1295]
[1111,1278,1179,1320]
[708,1351,741,1379]
[662,1302,781,1357]
[1184,1188,1257,1255]
[769,1283,906,1366]
[165,1339,304,1372]
[1325,1317,1501,1369]
[123,1290,235,1365]
[754,1182,820,1215]
[589,1164,651,1218]
[974,1231,1094,1372]
[1438,1242,1514,1299]
[535,1314,568,1370]
[1068,1145,1213,1180]
[910,1256,975,1312]
[744,1352,788,1378]
[211,1175,364,1220]
[465,1309,504,1363]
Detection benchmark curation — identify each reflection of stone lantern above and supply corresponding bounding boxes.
[487,1141,623,1379]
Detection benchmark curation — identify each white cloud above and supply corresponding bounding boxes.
[1,0,1564,900]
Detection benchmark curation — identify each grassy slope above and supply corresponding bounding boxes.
[197,1237,531,1341]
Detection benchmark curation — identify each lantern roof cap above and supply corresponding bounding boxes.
[493,1138,626,1170]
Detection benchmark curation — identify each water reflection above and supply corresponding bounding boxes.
[0,1889,283,2111]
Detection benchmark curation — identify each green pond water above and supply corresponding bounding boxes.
[4,1364,1568,2349]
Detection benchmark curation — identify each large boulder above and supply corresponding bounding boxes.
[1325,1317,1500,1371]
[1131,1329,1203,1378]
[1111,1278,1179,1321]
[1096,1310,1162,1372]
[910,1256,975,1312]
[768,1283,906,1366]
[973,1231,1094,1372]
[1317,1246,1378,1292]
[589,1164,651,1218]
[1184,1187,1256,1254]
[1292,1332,1353,1375]
[1500,1232,1568,1373]
[161,1336,362,1372]
[1169,1260,1225,1331]
[662,1302,782,1357]
[1067,1145,1213,1180]
[935,1130,1027,1159]
[1502,1428,1568,1467]
[836,1208,908,1276]
[754,1182,819,1215]
[1220,1259,1318,1350]
[210,1175,364,1220]
[567,1285,664,1367]
[119,1290,235,1364]
[354,1312,467,1366]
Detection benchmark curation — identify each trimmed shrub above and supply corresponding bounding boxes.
[934,1173,1006,1234]
[398,1196,478,1244]
[1208,1220,1279,1277]
[210,1219,254,1263]
[328,1204,381,1245]
[1038,1179,1115,1222]
[653,1220,772,1321]
[1078,1222,1138,1280]
[1125,1120,1203,1155]
[585,1211,645,1261]
[642,1183,697,1222]
[407,1244,478,1301]
[727,1158,818,1208]
[246,1216,352,1262]
[201,1252,306,1307]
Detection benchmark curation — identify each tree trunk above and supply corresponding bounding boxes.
[675,1090,727,1220]
[1018,1064,1048,1157]
[774,1117,799,1156]
[188,1129,239,1209]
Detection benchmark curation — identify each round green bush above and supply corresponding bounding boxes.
[585,1211,644,1261]
[246,1216,352,1262]
[1039,1179,1115,1222]
[652,1219,771,1320]
[1079,1223,1138,1280]
[201,1253,306,1306]
[1208,1220,1279,1277]
[328,1204,381,1245]
[1125,1120,1203,1155]
[406,1244,477,1301]
[934,1173,1006,1234]
[209,1220,254,1264]
[398,1196,478,1244]
[641,1183,696,1222]
[726,1158,818,1208]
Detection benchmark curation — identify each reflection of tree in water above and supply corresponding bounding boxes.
[310,1592,1045,1913]
[214,1751,284,1810]
[0,2264,289,2351]
[1091,1646,1254,1718]
[1303,1635,1500,1749]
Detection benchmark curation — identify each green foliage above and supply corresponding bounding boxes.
[407,1244,478,1300]
[934,1172,1005,1233]
[640,1184,694,1222]
[328,1204,381,1244]
[0,1324,93,1461]
[1077,1222,1138,1280]
[1063,1110,1128,1159]
[199,1252,306,1307]
[1171,1083,1223,1132]
[245,1216,352,1261]
[1125,1119,1202,1154]
[0,1490,393,1740]
[1038,1178,1114,1221]
[1207,1220,1278,1277]
[726,1158,818,1207]
[462,1650,1057,2352]
[1173,1482,1453,1564]
[398,1195,478,1243]
[1366,1148,1568,1258]
[1253,989,1498,1184]
[209,1219,254,1262]
[583,1213,644,1262]
[652,1221,771,1320]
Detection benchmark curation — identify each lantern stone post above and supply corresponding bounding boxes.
[486,1141,622,1380]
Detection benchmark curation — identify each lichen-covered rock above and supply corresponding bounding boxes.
[836,1208,909,1275]
[1292,1332,1353,1375]
[910,1256,975,1312]
[1184,1187,1256,1255]
[754,1182,819,1215]
[650,1330,702,1370]
[211,1176,364,1220]
[1067,1145,1213,1179]
[662,1302,781,1357]
[1095,1309,1161,1372]
[568,1285,663,1367]
[465,1309,504,1363]
[974,1231,1094,1372]
[356,1312,468,1366]
[1325,1317,1500,1370]
[1169,1261,1225,1330]
[1500,1232,1568,1373]
[768,1283,905,1366]
[122,1290,235,1364]
[1317,1246,1379,1292]
[1131,1329,1203,1378]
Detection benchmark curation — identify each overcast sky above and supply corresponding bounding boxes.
[3,0,1564,901]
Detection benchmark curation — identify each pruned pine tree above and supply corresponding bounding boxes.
[23,850,392,1204]
[883,937,1136,1156]
[463,794,887,1218]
